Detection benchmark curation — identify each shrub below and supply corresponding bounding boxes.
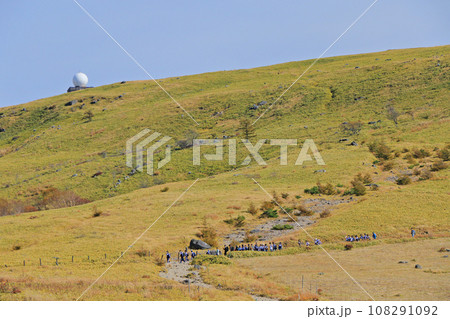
[344,244,353,251]
[411,148,430,159]
[91,205,102,217]
[431,160,448,171]
[24,205,37,213]
[437,148,450,161]
[304,186,320,195]
[160,186,169,192]
[320,210,331,218]
[224,215,245,227]
[368,141,392,160]
[81,110,94,122]
[350,180,366,196]
[281,192,289,199]
[198,225,218,247]
[38,187,90,210]
[0,198,25,216]
[175,130,199,150]
[136,250,150,257]
[260,209,278,218]
[247,202,258,215]
[317,182,336,195]
[191,255,231,266]
[340,121,362,135]
[260,201,275,211]
[294,204,312,216]
[12,245,21,251]
[382,161,394,171]
[419,169,433,180]
[272,224,294,230]
[354,172,372,184]
[271,191,280,203]
[243,231,257,243]
[396,175,411,185]
[295,195,301,199]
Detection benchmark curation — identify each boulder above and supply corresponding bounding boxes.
[349,141,358,146]
[398,261,408,264]
[65,100,78,106]
[415,264,422,269]
[189,239,211,250]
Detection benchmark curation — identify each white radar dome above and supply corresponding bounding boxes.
[73,72,89,87]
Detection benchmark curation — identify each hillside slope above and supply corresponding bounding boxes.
[0,46,449,301]
[0,46,448,204]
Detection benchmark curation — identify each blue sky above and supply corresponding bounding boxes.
[1,0,448,107]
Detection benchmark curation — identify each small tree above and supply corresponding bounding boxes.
[340,121,362,135]
[239,119,256,141]
[82,110,94,122]
[387,106,400,125]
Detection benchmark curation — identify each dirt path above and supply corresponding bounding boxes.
[159,260,211,288]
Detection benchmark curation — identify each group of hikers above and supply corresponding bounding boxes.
[223,242,283,255]
[297,238,322,247]
[345,232,376,242]
[166,229,418,263]
[166,249,200,263]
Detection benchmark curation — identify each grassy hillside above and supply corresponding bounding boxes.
[0,46,448,203]
[0,45,448,300]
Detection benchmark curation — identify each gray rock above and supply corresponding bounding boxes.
[415,264,422,269]
[398,261,408,264]
[339,138,348,142]
[65,100,78,106]
[189,239,211,250]
[443,255,448,258]
[349,141,358,146]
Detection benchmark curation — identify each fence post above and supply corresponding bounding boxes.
[39,258,41,266]
[105,253,107,259]
[302,275,304,291]
[88,255,90,261]
[72,256,74,263]
[23,260,25,266]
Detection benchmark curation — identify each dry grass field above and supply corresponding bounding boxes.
[0,45,449,300]
[237,239,450,301]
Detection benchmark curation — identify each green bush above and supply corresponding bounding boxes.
[304,186,320,195]
[368,141,392,160]
[272,224,294,230]
[260,208,278,218]
[396,175,411,185]
[224,215,245,227]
